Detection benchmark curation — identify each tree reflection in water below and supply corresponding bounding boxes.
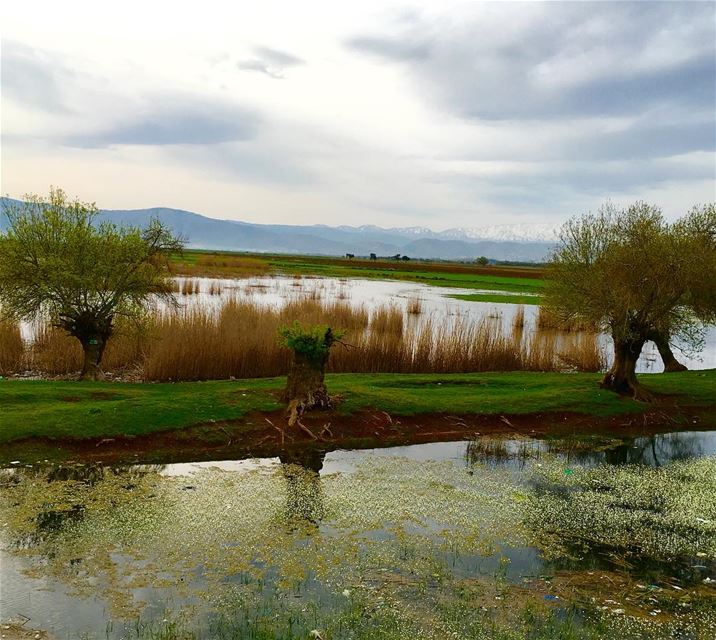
[278,448,326,528]
[1,463,165,550]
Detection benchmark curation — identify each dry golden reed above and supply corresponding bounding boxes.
[173,254,271,278]
[406,296,423,315]
[536,306,596,332]
[0,319,24,374]
[14,298,604,379]
[29,317,151,376]
[180,279,201,295]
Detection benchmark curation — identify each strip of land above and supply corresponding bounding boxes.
[170,250,545,304]
[1,370,713,464]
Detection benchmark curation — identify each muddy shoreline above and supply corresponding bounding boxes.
[2,404,712,466]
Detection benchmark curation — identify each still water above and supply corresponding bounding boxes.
[2,429,715,639]
[173,275,716,373]
[17,274,716,373]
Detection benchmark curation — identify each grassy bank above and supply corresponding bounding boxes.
[170,250,545,304]
[1,370,714,445]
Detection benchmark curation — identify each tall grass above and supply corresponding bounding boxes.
[406,296,423,315]
[143,298,370,380]
[173,254,271,278]
[0,319,24,374]
[536,306,596,332]
[29,318,151,376]
[180,279,201,295]
[13,299,604,379]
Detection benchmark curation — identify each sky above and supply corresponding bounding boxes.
[1,0,714,230]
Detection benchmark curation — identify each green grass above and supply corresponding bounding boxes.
[448,292,542,305]
[1,370,714,444]
[171,249,545,304]
[268,257,545,294]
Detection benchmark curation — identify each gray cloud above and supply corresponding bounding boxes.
[446,155,714,213]
[559,119,715,163]
[346,36,430,61]
[348,2,715,121]
[66,99,259,147]
[237,45,304,79]
[1,41,73,111]
[254,46,304,67]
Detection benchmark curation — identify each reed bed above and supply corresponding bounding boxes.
[536,306,596,332]
[29,318,150,375]
[142,298,369,380]
[12,298,605,380]
[406,296,423,315]
[0,319,24,374]
[180,279,201,295]
[172,254,271,278]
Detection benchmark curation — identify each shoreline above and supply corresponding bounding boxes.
[3,400,714,466]
[2,369,713,464]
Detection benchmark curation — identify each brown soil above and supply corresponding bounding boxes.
[1,622,53,640]
[7,404,711,466]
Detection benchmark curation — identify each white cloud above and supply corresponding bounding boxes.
[1,0,714,228]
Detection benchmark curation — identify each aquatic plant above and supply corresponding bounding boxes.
[526,457,716,561]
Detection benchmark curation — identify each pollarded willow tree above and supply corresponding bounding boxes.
[545,201,716,401]
[279,321,343,427]
[0,188,183,380]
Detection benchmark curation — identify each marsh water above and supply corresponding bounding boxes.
[165,275,716,372]
[2,429,716,639]
[16,274,716,372]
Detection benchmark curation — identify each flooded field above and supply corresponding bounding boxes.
[2,429,716,639]
[14,275,716,376]
[170,275,716,373]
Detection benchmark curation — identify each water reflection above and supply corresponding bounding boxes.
[2,430,715,639]
[278,449,326,527]
[463,430,714,471]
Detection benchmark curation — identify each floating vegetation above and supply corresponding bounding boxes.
[2,451,715,638]
[526,457,716,562]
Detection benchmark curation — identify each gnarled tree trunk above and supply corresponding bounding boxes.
[64,312,113,381]
[601,336,652,401]
[283,328,335,426]
[284,351,332,426]
[79,335,108,381]
[650,331,688,373]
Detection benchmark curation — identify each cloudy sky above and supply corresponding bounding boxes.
[1,0,714,229]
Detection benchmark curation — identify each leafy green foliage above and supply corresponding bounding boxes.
[546,201,715,347]
[0,189,182,325]
[278,321,344,362]
[0,188,183,376]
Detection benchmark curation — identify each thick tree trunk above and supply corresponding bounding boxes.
[79,335,107,381]
[66,312,113,381]
[284,352,332,426]
[601,337,653,401]
[651,332,688,373]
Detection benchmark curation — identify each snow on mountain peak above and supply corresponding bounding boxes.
[440,223,559,243]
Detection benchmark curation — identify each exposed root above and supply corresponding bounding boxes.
[600,374,655,403]
[295,419,319,440]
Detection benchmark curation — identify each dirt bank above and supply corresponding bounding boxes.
[3,403,711,466]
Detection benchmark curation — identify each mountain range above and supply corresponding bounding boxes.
[0,198,556,262]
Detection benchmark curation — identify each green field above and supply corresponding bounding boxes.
[2,370,713,444]
[171,250,546,304]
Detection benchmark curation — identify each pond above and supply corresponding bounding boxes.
[2,428,715,639]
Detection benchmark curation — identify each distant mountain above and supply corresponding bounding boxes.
[0,197,555,262]
[438,223,559,243]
